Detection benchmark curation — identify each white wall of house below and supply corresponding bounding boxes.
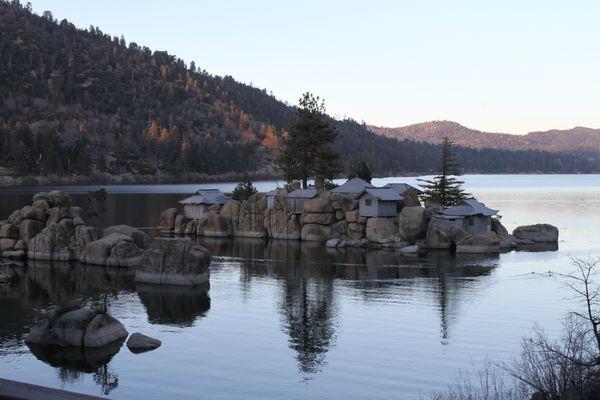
[358,195,397,217]
[183,204,206,219]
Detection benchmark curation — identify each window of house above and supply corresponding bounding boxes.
[365,198,372,206]
[468,218,474,226]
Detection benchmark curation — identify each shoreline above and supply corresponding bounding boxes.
[0,171,593,189]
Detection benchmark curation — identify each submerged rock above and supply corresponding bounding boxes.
[127,332,161,353]
[25,305,128,348]
[135,238,211,286]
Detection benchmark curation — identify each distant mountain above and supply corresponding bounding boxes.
[1,1,599,184]
[370,121,600,154]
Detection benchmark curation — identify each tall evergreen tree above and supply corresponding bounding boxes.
[348,160,372,183]
[419,137,469,207]
[277,92,340,189]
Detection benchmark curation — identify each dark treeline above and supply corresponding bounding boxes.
[1,0,598,178]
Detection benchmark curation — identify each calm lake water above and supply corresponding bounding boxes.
[0,174,599,399]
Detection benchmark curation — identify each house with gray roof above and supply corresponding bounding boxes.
[384,182,423,207]
[285,188,319,214]
[330,177,374,195]
[356,188,404,217]
[179,189,230,219]
[430,198,499,235]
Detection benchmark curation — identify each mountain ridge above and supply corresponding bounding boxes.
[369,121,600,154]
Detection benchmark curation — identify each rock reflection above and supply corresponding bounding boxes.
[198,238,498,377]
[136,282,211,327]
[27,339,123,394]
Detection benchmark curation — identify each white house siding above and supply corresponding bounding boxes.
[359,195,398,218]
[183,204,206,219]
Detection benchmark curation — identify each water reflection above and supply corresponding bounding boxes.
[136,282,211,327]
[27,340,123,394]
[198,238,498,376]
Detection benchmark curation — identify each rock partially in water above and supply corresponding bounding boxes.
[263,193,301,240]
[301,223,332,242]
[25,305,128,348]
[456,231,501,253]
[325,238,342,248]
[513,224,559,243]
[27,221,75,261]
[127,332,161,353]
[135,238,210,286]
[197,211,232,237]
[366,218,396,244]
[80,232,142,267]
[236,193,268,238]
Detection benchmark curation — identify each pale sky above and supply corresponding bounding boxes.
[29,0,600,134]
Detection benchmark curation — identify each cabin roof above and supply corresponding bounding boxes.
[439,198,498,217]
[285,188,319,199]
[266,189,279,196]
[384,182,423,194]
[179,189,230,205]
[330,178,374,194]
[357,188,403,201]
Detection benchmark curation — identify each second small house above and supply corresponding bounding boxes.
[430,199,499,235]
[356,188,403,218]
[179,189,230,219]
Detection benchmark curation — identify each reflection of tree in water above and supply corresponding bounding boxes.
[93,364,119,395]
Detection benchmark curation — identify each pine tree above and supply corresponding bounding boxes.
[419,137,469,207]
[276,92,340,189]
[232,174,257,201]
[349,160,372,183]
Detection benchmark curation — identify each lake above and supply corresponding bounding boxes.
[0,174,599,399]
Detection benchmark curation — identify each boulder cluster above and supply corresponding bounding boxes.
[160,189,559,255]
[2,191,212,285]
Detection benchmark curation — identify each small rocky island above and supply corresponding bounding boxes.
[158,178,559,255]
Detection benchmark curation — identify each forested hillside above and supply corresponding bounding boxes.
[1,1,598,183]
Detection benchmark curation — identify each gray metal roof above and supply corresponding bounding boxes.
[285,188,319,199]
[330,178,374,194]
[357,188,403,201]
[266,189,279,196]
[440,198,498,217]
[179,189,230,205]
[384,183,423,194]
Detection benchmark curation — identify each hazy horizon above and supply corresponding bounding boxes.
[28,0,600,135]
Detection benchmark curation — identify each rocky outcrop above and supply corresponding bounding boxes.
[300,213,335,225]
[18,219,44,244]
[303,192,333,214]
[158,207,178,231]
[456,231,501,253]
[135,238,211,285]
[27,220,75,261]
[104,225,150,249]
[197,211,232,237]
[398,206,428,242]
[513,224,559,243]
[79,233,143,267]
[491,218,508,235]
[173,214,190,234]
[366,218,397,244]
[236,193,268,238]
[301,224,332,242]
[330,193,357,213]
[127,332,161,353]
[263,193,301,240]
[25,305,128,348]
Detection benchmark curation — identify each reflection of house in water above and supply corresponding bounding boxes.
[197,237,498,374]
[136,282,211,327]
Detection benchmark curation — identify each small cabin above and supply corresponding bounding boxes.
[330,177,373,195]
[430,198,499,235]
[285,188,318,214]
[179,189,230,219]
[356,188,403,218]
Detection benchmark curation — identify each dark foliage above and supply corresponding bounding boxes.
[232,174,257,201]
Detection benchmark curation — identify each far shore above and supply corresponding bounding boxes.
[0,171,591,189]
